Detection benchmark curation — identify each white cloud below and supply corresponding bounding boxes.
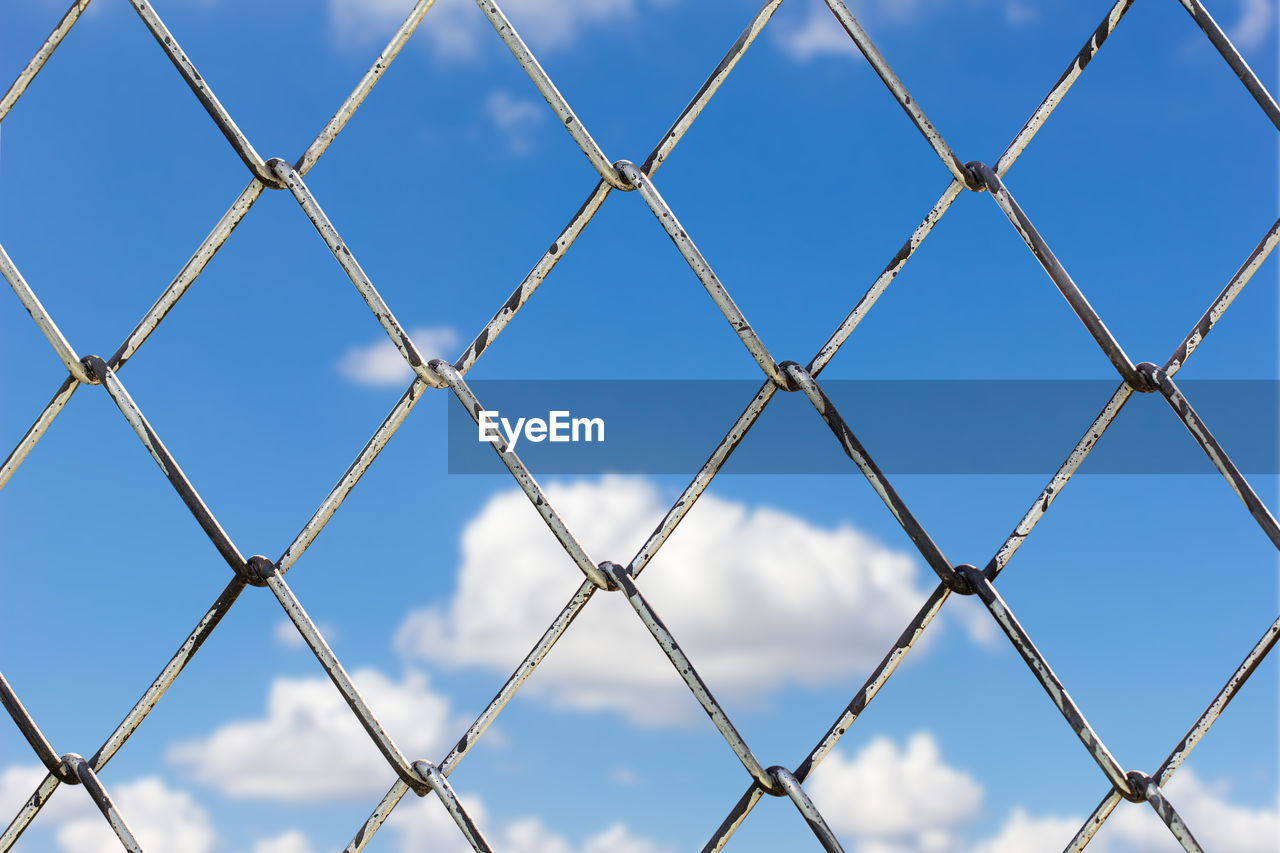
[773,1,859,62]
[168,669,462,800]
[395,476,971,725]
[337,325,459,387]
[773,0,1050,61]
[974,808,1083,853]
[1003,0,1038,26]
[808,732,981,850]
[253,830,318,853]
[327,0,647,61]
[387,790,668,853]
[53,777,216,853]
[976,769,1280,853]
[485,90,546,155]
[1230,0,1275,50]
[0,767,217,853]
[1094,769,1280,852]
[610,766,640,786]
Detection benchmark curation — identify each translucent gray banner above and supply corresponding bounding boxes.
[446,380,1278,475]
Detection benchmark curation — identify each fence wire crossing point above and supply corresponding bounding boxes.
[2,0,1278,850]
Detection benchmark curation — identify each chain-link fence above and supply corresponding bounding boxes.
[2,0,1278,850]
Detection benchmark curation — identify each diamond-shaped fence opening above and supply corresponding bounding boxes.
[1,0,1277,850]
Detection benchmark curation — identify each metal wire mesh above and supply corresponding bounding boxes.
[2,0,1278,850]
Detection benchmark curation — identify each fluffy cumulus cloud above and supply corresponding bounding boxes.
[972,770,1280,852]
[800,734,1279,852]
[328,0,650,61]
[808,732,982,852]
[337,324,459,387]
[0,763,665,853]
[0,766,216,853]
[387,789,668,853]
[395,477,980,725]
[167,668,461,800]
[253,830,319,853]
[1088,770,1280,853]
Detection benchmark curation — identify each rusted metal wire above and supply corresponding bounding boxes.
[2,0,1276,850]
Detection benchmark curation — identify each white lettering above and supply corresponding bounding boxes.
[500,416,525,452]
[548,411,570,442]
[476,410,604,451]
[478,410,500,444]
[572,416,605,442]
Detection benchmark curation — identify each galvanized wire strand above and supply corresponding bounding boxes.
[65,756,145,853]
[962,567,1136,798]
[992,213,1280,576]
[0,672,73,783]
[269,160,445,390]
[784,362,966,591]
[86,356,247,574]
[2,12,794,826]
[707,201,1280,850]
[769,767,845,853]
[1164,217,1280,375]
[2,0,1277,850]
[276,378,430,574]
[618,162,788,389]
[1153,369,1280,549]
[474,0,631,190]
[1,579,245,850]
[1066,616,1280,852]
[639,0,786,176]
[0,0,431,491]
[0,242,94,384]
[454,0,786,376]
[293,0,441,175]
[0,181,264,492]
[0,0,93,121]
[262,565,423,793]
[820,0,976,188]
[125,0,280,187]
[1175,0,1280,129]
[810,0,1139,378]
[1143,782,1205,853]
[970,162,1147,390]
[434,360,613,591]
[993,0,1137,175]
[603,562,778,793]
[413,761,494,853]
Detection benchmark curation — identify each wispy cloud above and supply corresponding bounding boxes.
[327,0,653,60]
[773,1,859,62]
[1230,0,1275,50]
[484,90,546,155]
[337,325,459,387]
[773,0,1044,62]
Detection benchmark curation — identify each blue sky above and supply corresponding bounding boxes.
[1,0,1278,851]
